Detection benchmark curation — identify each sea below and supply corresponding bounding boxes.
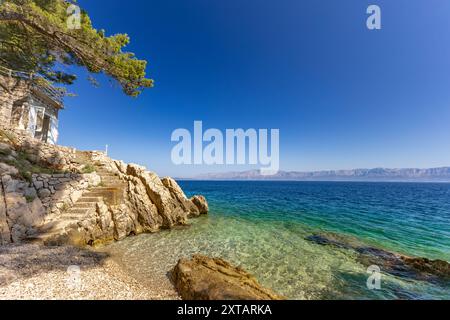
[104,181,450,300]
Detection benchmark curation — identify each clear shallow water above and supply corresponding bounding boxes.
[105,181,450,300]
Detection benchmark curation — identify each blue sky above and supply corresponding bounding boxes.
[59,0,450,177]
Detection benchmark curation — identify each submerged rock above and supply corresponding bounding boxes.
[401,256,450,279]
[306,233,450,283]
[171,254,284,300]
[305,234,352,249]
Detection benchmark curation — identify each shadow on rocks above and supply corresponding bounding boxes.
[0,243,109,287]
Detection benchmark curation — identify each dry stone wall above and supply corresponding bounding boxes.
[0,167,100,243]
[0,126,101,243]
[0,75,30,126]
[0,125,78,171]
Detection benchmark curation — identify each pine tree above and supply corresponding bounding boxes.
[0,0,153,97]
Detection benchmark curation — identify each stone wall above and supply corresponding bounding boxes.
[0,127,101,243]
[0,125,78,171]
[0,164,100,243]
[32,172,101,216]
[0,75,30,126]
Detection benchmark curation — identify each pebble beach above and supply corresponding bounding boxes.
[0,244,179,300]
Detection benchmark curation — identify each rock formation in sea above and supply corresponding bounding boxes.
[306,233,450,283]
[0,125,208,246]
[171,254,284,300]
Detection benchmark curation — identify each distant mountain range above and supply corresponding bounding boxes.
[192,167,450,182]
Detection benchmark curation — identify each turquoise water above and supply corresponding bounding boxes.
[105,181,450,300]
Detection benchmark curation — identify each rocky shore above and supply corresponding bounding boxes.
[0,126,206,299]
[0,126,280,300]
[0,126,208,246]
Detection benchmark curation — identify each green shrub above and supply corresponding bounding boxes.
[61,203,70,212]
[0,148,12,156]
[25,195,35,203]
[17,151,36,164]
[3,153,64,182]
[22,171,33,184]
[81,164,96,174]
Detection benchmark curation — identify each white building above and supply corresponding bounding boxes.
[0,67,63,145]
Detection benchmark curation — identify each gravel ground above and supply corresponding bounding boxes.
[0,244,179,300]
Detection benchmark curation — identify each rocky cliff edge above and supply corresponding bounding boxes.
[0,126,208,246]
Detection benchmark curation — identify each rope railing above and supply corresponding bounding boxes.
[0,65,64,105]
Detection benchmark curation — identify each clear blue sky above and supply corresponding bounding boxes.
[59,0,450,177]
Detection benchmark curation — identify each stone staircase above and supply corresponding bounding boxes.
[29,152,126,245]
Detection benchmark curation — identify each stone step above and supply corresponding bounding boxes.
[88,189,122,195]
[87,189,123,196]
[100,174,120,178]
[87,186,122,191]
[84,192,114,198]
[74,159,91,164]
[101,179,121,182]
[98,185,123,189]
[91,186,123,190]
[78,196,102,203]
[96,168,114,172]
[73,202,97,209]
[66,208,90,215]
[62,214,87,220]
[96,170,112,174]
[101,180,122,184]
[101,181,122,186]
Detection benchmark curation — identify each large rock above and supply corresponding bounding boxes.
[125,178,162,232]
[4,192,32,226]
[190,195,209,215]
[125,164,188,227]
[26,197,46,228]
[171,254,284,300]
[110,204,136,241]
[83,172,101,187]
[162,177,203,217]
[0,131,209,245]
[0,163,18,176]
[0,142,12,154]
